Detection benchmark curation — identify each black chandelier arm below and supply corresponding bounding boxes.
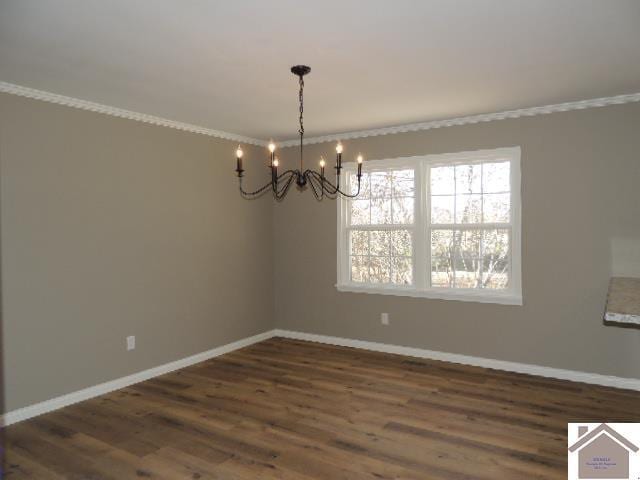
[275,169,298,182]
[305,170,325,201]
[305,170,361,198]
[274,171,297,200]
[306,170,338,198]
[238,169,297,198]
[240,168,361,200]
[239,177,274,197]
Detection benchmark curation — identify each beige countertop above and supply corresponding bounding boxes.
[604,277,640,326]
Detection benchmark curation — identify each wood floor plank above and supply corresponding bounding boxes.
[3,337,640,479]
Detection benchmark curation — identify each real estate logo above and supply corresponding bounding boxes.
[568,423,640,479]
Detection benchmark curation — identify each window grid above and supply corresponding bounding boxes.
[347,169,416,286]
[338,148,521,305]
[427,160,512,290]
[348,230,414,285]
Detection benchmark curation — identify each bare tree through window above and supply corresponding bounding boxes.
[340,148,519,303]
[430,161,510,289]
[348,170,414,286]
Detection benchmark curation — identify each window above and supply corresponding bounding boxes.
[337,147,521,305]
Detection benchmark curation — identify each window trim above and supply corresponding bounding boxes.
[336,147,522,306]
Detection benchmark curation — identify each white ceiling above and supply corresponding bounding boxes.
[1,0,639,141]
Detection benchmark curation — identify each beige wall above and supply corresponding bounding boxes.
[274,102,640,379]
[0,93,274,412]
[2,93,639,413]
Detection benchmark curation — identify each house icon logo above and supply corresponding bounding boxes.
[568,423,640,479]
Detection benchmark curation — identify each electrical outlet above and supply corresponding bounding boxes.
[381,313,390,325]
[126,335,136,351]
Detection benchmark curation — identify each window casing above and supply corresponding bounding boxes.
[337,147,522,305]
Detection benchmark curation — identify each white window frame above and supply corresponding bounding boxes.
[336,147,522,305]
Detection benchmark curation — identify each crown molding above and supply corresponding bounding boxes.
[0,81,267,146]
[278,92,640,147]
[3,81,639,149]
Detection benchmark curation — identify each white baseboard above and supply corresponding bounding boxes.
[4,328,638,427]
[1,330,276,427]
[274,329,640,392]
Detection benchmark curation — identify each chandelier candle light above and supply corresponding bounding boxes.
[235,65,364,200]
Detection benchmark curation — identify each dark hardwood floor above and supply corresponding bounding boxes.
[3,337,640,479]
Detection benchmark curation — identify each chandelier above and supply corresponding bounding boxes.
[235,65,363,200]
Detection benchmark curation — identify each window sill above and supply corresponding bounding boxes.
[336,284,523,305]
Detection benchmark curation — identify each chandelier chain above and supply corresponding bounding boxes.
[298,75,305,171]
[298,75,304,137]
